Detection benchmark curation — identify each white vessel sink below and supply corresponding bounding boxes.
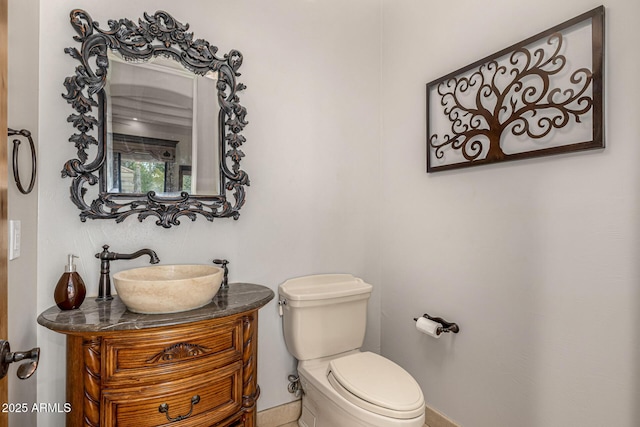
[112,265,224,314]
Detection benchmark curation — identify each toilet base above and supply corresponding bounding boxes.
[297,352,425,427]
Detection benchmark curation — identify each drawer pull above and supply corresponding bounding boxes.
[158,395,200,422]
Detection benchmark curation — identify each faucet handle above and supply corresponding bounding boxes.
[212,259,229,289]
[96,244,110,259]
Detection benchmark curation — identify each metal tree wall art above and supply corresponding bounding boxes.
[426,6,604,172]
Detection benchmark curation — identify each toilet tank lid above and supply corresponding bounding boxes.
[279,274,372,301]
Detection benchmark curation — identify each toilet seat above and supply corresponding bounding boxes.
[326,352,425,419]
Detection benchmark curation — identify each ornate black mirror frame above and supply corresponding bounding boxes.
[62,9,248,228]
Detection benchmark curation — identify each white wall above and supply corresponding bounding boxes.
[7,0,39,425]
[35,1,381,425]
[380,1,640,426]
[30,1,640,425]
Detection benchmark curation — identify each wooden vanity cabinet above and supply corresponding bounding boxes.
[38,283,274,427]
[65,310,259,427]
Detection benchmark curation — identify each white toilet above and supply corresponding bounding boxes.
[279,274,425,427]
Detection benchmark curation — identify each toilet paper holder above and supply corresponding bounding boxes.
[414,313,460,334]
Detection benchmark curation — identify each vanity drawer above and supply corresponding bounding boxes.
[102,318,243,387]
[102,360,243,427]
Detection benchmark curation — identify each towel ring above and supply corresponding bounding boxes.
[8,128,36,195]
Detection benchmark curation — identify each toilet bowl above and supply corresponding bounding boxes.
[279,274,425,427]
[298,351,425,427]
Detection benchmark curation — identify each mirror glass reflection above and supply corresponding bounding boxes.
[105,53,220,196]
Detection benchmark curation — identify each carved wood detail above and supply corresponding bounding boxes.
[82,337,101,427]
[241,313,258,427]
[146,343,210,363]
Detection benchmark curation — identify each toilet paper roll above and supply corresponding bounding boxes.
[416,317,442,338]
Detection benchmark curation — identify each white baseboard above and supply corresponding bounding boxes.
[257,400,302,427]
[425,404,460,427]
[256,399,460,427]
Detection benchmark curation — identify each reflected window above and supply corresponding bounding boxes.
[108,133,183,194]
[115,155,166,194]
[179,165,192,192]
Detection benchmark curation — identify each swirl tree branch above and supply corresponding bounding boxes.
[428,27,597,169]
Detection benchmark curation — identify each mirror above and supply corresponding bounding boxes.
[106,54,220,196]
[62,9,248,228]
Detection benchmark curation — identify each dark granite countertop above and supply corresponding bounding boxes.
[37,282,275,334]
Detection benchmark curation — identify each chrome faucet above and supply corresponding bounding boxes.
[95,244,160,301]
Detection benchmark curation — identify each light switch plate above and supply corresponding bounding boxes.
[9,220,21,260]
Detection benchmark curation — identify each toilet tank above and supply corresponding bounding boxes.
[279,274,372,361]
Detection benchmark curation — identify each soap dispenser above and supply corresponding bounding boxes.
[54,254,87,310]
